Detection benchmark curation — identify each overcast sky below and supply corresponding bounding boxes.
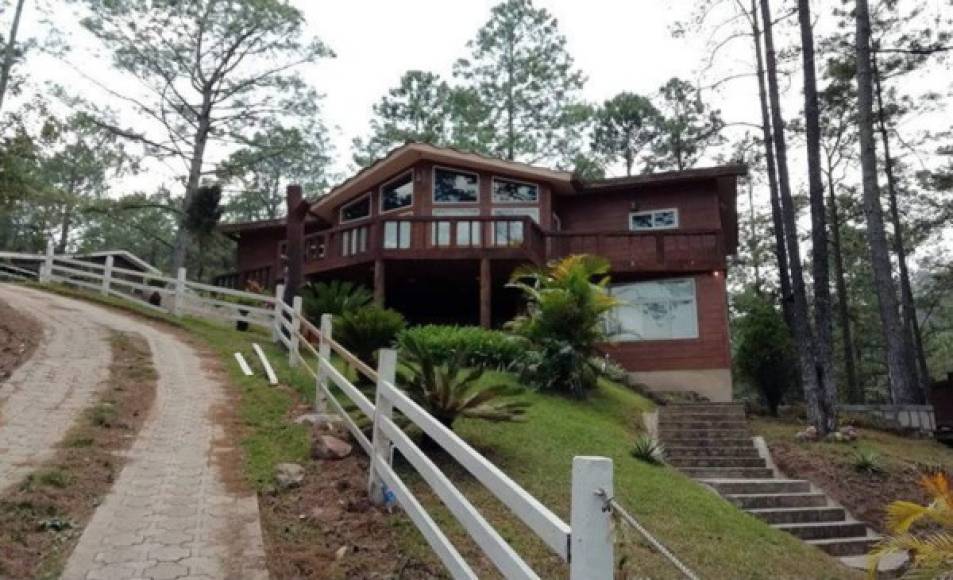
[12,0,952,209]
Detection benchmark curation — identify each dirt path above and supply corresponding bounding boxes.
[0,285,268,580]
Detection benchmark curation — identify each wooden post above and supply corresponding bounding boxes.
[479,258,491,329]
[284,184,306,304]
[271,283,285,342]
[369,348,397,504]
[373,259,385,306]
[40,238,54,283]
[570,456,614,580]
[172,267,187,317]
[289,295,302,367]
[101,255,113,296]
[315,313,332,413]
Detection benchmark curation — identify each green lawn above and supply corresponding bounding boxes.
[29,283,858,579]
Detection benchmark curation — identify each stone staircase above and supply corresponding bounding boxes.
[658,403,882,565]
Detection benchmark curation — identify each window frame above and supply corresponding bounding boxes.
[607,277,699,342]
[432,165,481,205]
[339,193,372,224]
[491,176,540,204]
[629,208,680,232]
[379,170,415,215]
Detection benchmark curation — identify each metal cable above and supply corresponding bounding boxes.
[597,489,701,580]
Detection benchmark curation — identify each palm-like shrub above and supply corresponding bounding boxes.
[335,305,406,365]
[507,254,620,397]
[869,471,953,577]
[631,434,665,465]
[399,333,530,430]
[302,280,372,321]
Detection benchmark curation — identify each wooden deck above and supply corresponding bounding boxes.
[216,216,726,288]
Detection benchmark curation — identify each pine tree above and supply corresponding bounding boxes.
[453,0,585,163]
[590,92,659,176]
[646,77,724,171]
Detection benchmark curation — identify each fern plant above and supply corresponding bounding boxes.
[869,471,953,577]
[399,333,530,430]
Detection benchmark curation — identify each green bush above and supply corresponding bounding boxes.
[302,280,372,321]
[733,291,798,416]
[396,325,526,369]
[335,305,406,365]
[507,255,619,397]
[399,332,530,430]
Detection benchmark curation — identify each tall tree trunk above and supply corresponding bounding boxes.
[746,177,763,292]
[854,0,919,403]
[798,0,838,430]
[761,0,828,432]
[0,0,26,114]
[827,168,861,401]
[57,207,71,254]
[872,50,930,399]
[749,0,794,328]
[172,98,212,274]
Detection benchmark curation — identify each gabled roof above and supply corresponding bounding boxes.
[308,142,576,221]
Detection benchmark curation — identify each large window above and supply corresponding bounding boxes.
[629,208,678,231]
[380,171,413,213]
[492,177,538,203]
[340,195,371,223]
[433,167,479,203]
[432,207,481,246]
[491,207,539,246]
[606,278,698,341]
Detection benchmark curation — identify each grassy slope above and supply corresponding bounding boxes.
[30,284,856,579]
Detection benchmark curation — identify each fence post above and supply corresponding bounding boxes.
[315,313,332,413]
[101,255,113,296]
[40,238,54,283]
[369,347,397,505]
[172,267,187,316]
[271,283,285,342]
[289,295,302,367]
[570,456,614,580]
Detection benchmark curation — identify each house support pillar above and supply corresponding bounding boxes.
[373,259,385,306]
[479,258,491,329]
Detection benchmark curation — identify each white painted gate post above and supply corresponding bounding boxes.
[288,295,302,367]
[172,267,187,316]
[40,238,54,283]
[271,284,285,342]
[570,456,614,580]
[315,313,332,413]
[101,255,113,296]
[368,348,397,505]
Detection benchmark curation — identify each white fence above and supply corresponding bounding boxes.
[2,243,617,579]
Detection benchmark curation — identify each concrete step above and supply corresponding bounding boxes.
[659,437,752,448]
[665,446,760,458]
[664,403,745,413]
[660,408,746,419]
[808,536,880,557]
[747,506,847,525]
[702,479,810,495]
[777,521,868,541]
[682,467,774,479]
[726,492,828,510]
[658,429,751,440]
[669,457,767,469]
[661,419,749,430]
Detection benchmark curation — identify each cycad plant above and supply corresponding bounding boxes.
[869,471,953,578]
[301,280,372,321]
[399,333,530,430]
[507,254,620,397]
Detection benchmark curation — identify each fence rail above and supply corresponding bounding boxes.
[1,242,617,580]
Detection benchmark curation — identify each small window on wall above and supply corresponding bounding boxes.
[341,195,371,223]
[433,167,479,203]
[380,171,413,213]
[492,178,538,203]
[629,208,678,231]
[606,278,698,341]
